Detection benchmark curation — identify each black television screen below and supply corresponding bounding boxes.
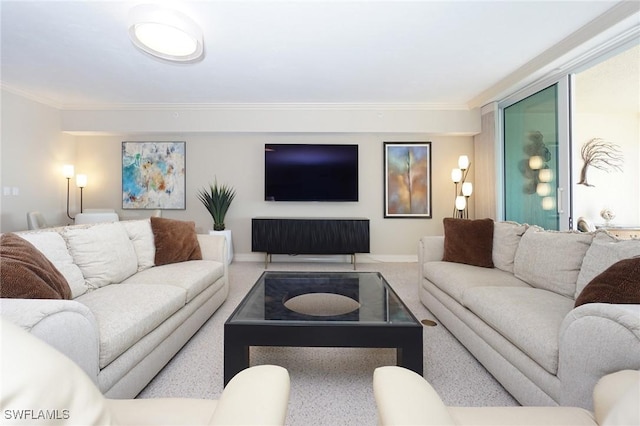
[265,144,358,202]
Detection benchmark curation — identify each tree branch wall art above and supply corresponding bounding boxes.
[578,138,623,187]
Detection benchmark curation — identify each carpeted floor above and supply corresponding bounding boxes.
[138,261,518,425]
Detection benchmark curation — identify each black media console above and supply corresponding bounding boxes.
[251,217,370,269]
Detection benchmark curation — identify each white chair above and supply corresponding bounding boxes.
[26,211,48,230]
[373,366,639,426]
[1,319,291,425]
[74,209,119,224]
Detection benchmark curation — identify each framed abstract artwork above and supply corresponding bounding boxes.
[383,142,432,218]
[122,141,186,209]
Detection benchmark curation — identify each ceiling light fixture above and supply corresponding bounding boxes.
[128,4,204,63]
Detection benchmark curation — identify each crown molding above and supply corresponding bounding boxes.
[0,83,63,109]
[59,102,471,112]
[0,83,471,112]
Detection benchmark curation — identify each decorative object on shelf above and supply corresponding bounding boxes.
[451,155,473,218]
[578,138,623,187]
[122,141,186,210]
[198,178,236,231]
[383,142,432,218]
[600,208,616,226]
[63,165,88,220]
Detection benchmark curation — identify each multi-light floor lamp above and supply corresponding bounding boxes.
[451,155,473,219]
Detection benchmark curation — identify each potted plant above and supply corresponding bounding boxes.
[198,179,236,263]
[198,179,236,231]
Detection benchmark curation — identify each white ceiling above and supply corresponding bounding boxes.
[0,1,637,109]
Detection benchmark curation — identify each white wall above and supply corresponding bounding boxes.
[572,111,640,226]
[0,90,76,231]
[1,90,479,258]
[76,133,475,260]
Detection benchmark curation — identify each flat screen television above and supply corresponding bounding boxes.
[265,144,358,202]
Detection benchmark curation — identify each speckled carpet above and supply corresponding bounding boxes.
[138,261,517,425]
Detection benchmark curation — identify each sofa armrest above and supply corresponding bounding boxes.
[418,236,445,264]
[197,233,228,278]
[210,365,290,425]
[558,303,640,409]
[0,298,100,382]
[373,366,455,426]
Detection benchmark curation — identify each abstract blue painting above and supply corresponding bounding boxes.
[122,141,186,209]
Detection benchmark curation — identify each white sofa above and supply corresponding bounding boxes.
[0,219,229,398]
[418,220,640,409]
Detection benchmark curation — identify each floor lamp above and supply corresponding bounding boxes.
[76,174,87,214]
[451,155,473,219]
[63,165,75,220]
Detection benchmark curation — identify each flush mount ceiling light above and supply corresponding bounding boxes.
[128,4,204,63]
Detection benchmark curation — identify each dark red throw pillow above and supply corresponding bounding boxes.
[575,257,640,307]
[0,233,71,299]
[443,218,494,268]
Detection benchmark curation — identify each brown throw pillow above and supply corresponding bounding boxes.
[150,217,202,266]
[575,257,640,307]
[0,233,72,299]
[443,218,495,268]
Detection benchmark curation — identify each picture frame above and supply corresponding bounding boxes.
[384,142,432,218]
[122,141,186,210]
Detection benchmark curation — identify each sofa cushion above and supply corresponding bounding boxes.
[514,227,593,298]
[121,219,155,271]
[63,222,138,290]
[18,231,87,298]
[575,231,640,299]
[150,217,202,266]
[462,286,574,375]
[423,261,530,303]
[492,221,527,273]
[0,233,72,299]
[75,283,186,368]
[442,218,494,268]
[122,260,225,303]
[575,257,640,307]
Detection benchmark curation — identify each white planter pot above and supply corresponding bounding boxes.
[209,229,233,264]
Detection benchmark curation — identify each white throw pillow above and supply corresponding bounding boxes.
[121,219,155,271]
[492,221,528,273]
[18,231,88,298]
[575,231,640,298]
[63,223,138,289]
[513,227,593,298]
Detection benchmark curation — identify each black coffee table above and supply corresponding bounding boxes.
[224,271,423,385]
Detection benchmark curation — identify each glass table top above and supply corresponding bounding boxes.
[227,271,418,325]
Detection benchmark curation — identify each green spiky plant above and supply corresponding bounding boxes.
[197,179,236,231]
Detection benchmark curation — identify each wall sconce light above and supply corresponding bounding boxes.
[76,174,87,214]
[451,155,473,218]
